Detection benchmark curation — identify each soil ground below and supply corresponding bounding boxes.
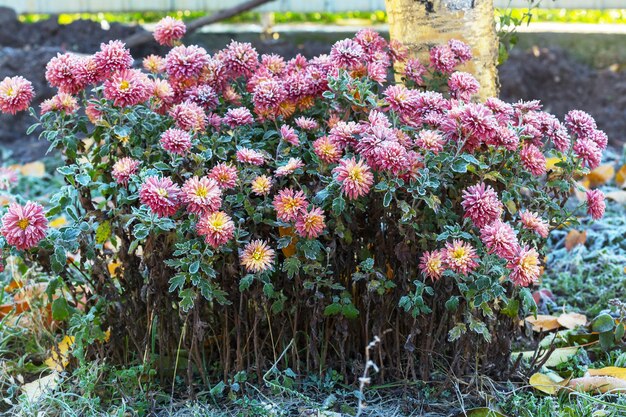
[1,9,625,161]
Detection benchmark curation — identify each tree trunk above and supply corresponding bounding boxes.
[385,0,498,99]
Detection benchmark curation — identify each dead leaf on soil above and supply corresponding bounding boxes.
[21,373,59,403]
[557,312,587,330]
[44,335,75,372]
[529,372,568,395]
[565,230,586,251]
[515,346,579,368]
[18,161,46,178]
[605,190,626,205]
[524,314,561,332]
[567,376,626,393]
[615,164,626,187]
[586,164,615,188]
[462,407,507,417]
[587,367,626,380]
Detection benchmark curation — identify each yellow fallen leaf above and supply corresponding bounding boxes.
[557,312,587,330]
[278,227,298,258]
[587,367,626,380]
[19,161,46,178]
[545,156,565,171]
[515,346,579,368]
[21,373,59,402]
[530,372,567,395]
[605,190,626,205]
[586,164,615,188]
[104,328,111,343]
[107,262,122,277]
[565,230,586,251]
[524,314,561,332]
[567,376,626,393]
[49,216,67,229]
[616,165,626,187]
[44,335,75,372]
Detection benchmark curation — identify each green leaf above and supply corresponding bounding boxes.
[592,313,615,333]
[323,303,341,316]
[75,173,91,187]
[383,191,392,207]
[451,159,469,173]
[332,196,345,216]
[168,274,186,293]
[599,331,615,350]
[282,257,301,279]
[95,221,111,245]
[341,303,359,319]
[501,299,520,318]
[189,260,200,275]
[179,288,196,312]
[239,274,254,292]
[445,296,460,312]
[132,224,149,240]
[51,297,70,321]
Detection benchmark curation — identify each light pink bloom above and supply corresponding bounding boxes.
[294,116,319,131]
[224,107,254,128]
[480,220,520,261]
[40,93,79,115]
[208,163,238,190]
[333,158,374,200]
[45,53,85,94]
[520,211,549,238]
[169,101,206,131]
[142,55,165,73]
[275,158,305,177]
[273,189,308,222]
[160,128,192,156]
[313,136,342,164]
[415,130,445,154]
[165,45,209,80]
[240,239,275,273]
[219,40,259,78]
[103,69,150,107]
[520,143,547,176]
[586,189,605,220]
[0,168,18,191]
[295,206,326,239]
[236,148,265,166]
[0,76,34,115]
[1,202,48,250]
[250,175,272,196]
[443,240,479,276]
[181,176,222,215]
[280,125,299,146]
[507,246,541,287]
[419,250,446,281]
[448,71,479,101]
[197,211,235,248]
[153,16,186,46]
[112,157,140,186]
[94,40,133,75]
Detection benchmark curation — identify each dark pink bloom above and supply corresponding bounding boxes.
[94,40,133,75]
[184,84,218,111]
[160,128,192,156]
[279,125,299,146]
[565,110,597,138]
[103,69,150,107]
[448,71,479,101]
[429,45,457,74]
[219,40,259,78]
[1,202,48,250]
[461,182,503,228]
[224,107,254,128]
[403,58,427,85]
[573,137,602,169]
[330,38,364,70]
[165,45,209,80]
[586,189,605,220]
[45,53,86,94]
[169,101,206,131]
[520,143,547,176]
[480,220,520,261]
[181,176,222,215]
[333,158,374,200]
[448,39,472,63]
[139,176,181,217]
[208,163,238,189]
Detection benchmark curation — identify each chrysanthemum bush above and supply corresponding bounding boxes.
[0,21,608,380]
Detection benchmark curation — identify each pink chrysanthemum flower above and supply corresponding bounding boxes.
[507,246,541,287]
[236,148,265,166]
[111,157,140,187]
[160,128,192,156]
[0,168,17,191]
[165,45,209,80]
[184,84,218,111]
[354,28,387,55]
[206,163,237,190]
[153,16,186,46]
[330,38,364,70]
[419,250,446,281]
[443,240,479,276]
[333,158,374,200]
[1,202,48,250]
[197,211,235,248]
[329,121,362,149]
[429,45,457,74]
[573,137,602,169]
[181,176,222,215]
[40,93,79,115]
[384,84,418,116]
[294,117,319,131]
[415,130,445,154]
[261,53,286,75]
[220,40,259,78]
[275,158,304,177]
[480,220,520,261]
[448,39,473,63]
[313,136,342,164]
[403,58,427,85]
[224,107,254,128]
[252,79,286,118]
[143,54,166,73]
[367,61,388,84]
[250,175,272,196]
[295,206,326,239]
[0,76,34,115]
[520,143,547,176]
[448,71,479,102]
[273,189,308,222]
[376,140,409,175]
[461,183,503,228]
[240,239,275,273]
[586,189,605,220]
[169,101,206,131]
[139,176,181,217]
[565,109,597,138]
[103,69,150,107]
[94,40,133,75]
[148,79,174,105]
[279,125,299,146]
[588,129,608,151]
[389,39,409,62]
[85,102,103,124]
[45,53,85,94]
[520,211,549,238]
[75,56,103,86]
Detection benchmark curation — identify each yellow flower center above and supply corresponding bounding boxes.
[6,87,15,97]
[17,218,30,230]
[195,186,208,198]
[119,80,130,91]
[348,167,363,182]
[156,188,168,198]
[252,249,263,261]
[451,247,466,260]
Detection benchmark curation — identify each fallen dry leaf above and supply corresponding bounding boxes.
[565,230,586,251]
[21,373,59,403]
[587,367,626,380]
[586,164,615,188]
[278,227,298,258]
[516,346,579,368]
[567,376,626,393]
[616,164,626,187]
[530,372,568,395]
[18,161,46,178]
[545,156,565,171]
[524,315,561,332]
[49,216,67,229]
[605,190,626,205]
[44,335,75,372]
[557,312,587,330]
